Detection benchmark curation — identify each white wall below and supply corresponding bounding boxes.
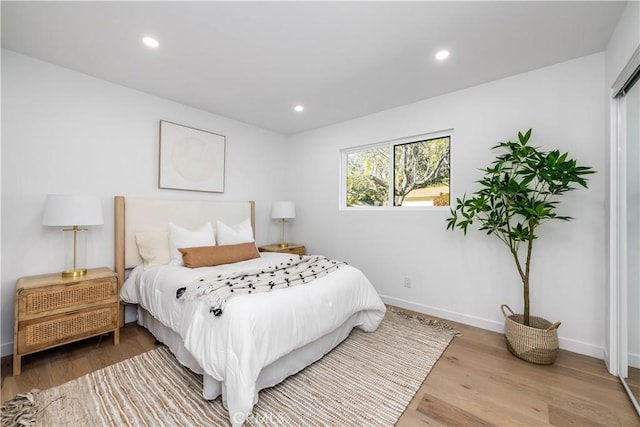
[605,1,640,88]
[1,50,289,356]
[287,53,607,358]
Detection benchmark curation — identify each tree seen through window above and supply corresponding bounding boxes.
[345,135,450,207]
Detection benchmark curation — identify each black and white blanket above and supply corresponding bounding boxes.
[176,255,346,316]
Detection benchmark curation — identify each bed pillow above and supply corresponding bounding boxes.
[216,218,254,245]
[135,231,171,269]
[179,242,260,268]
[168,222,215,266]
[120,264,144,304]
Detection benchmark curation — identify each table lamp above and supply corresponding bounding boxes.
[271,201,296,248]
[42,194,103,277]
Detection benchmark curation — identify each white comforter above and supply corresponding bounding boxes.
[121,253,386,426]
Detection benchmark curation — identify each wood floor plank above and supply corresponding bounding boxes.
[422,367,551,425]
[417,393,497,426]
[547,404,609,427]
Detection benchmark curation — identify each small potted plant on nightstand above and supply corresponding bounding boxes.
[446,129,594,364]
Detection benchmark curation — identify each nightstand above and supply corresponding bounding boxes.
[13,267,119,376]
[258,244,306,256]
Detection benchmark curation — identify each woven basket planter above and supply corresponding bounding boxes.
[501,304,561,365]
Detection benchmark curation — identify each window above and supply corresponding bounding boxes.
[342,131,451,208]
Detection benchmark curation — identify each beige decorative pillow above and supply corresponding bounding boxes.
[135,231,171,268]
[179,242,260,268]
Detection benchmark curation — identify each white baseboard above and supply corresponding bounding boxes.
[559,336,606,360]
[629,352,640,369]
[380,295,605,360]
[380,295,505,333]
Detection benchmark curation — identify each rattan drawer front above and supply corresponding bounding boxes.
[18,305,118,354]
[21,278,117,317]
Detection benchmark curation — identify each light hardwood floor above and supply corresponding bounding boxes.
[396,312,640,427]
[2,312,639,426]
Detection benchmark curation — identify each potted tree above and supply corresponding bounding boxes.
[446,129,594,364]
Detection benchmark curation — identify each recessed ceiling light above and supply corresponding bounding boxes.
[294,105,304,113]
[142,37,159,48]
[435,50,450,61]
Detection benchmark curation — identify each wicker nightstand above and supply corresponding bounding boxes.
[258,244,306,256]
[13,267,119,375]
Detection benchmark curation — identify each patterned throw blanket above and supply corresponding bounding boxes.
[176,255,346,316]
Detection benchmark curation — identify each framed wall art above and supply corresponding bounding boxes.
[158,120,226,193]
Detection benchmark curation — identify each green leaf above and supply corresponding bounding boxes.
[558,152,568,163]
[518,128,532,145]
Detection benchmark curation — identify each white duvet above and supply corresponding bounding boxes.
[121,253,386,426]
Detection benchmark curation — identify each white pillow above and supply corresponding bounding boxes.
[216,218,254,245]
[168,222,215,266]
[135,231,171,269]
[120,264,145,304]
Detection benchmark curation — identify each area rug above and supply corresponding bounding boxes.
[2,308,458,427]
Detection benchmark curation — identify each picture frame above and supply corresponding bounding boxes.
[158,120,226,193]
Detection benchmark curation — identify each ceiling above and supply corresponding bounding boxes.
[1,1,626,135]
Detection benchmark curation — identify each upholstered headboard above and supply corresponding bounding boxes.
[114,196,255,289]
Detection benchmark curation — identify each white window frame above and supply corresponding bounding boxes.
[339,128,453,211]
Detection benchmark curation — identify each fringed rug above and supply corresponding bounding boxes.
[2,308,458,427]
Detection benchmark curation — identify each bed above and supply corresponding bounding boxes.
[114,196,386,426]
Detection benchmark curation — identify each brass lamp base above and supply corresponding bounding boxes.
[62,269,88,278]
[278,218,291,249]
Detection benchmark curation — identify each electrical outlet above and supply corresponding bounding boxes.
[404,277,412,288]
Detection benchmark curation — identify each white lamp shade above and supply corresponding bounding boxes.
[271,201,296,219]
[42,194,104,226]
